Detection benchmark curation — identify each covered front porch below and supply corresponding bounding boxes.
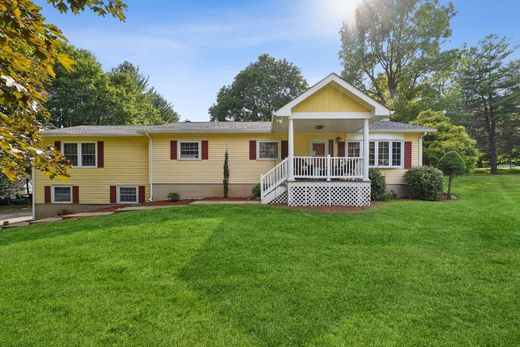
[260,73,392,206]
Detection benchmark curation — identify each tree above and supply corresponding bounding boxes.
[412,110,478,170]
[223,150,229,198]
[209,54,308,121]
[0,0,126,181]
[339,0,455,119]
[438,151,466,199]
[457,35,520,174]
[46,51,180,127]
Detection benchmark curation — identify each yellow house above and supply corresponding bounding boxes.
[34,74,435,218]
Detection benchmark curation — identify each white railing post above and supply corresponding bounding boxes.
[326,154,331,181]
[288,118,294,181]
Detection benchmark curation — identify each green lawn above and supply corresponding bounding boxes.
[1,175,519,346]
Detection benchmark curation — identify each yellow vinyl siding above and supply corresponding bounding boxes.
[294,133,345,156]
[379,133,420,185]
[292,84,370,113]
[152,133,286,184]
[35,136,149,204]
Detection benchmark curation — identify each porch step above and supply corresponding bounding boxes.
[261,184,287,204]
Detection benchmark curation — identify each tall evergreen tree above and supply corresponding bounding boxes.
[457,35,520,174]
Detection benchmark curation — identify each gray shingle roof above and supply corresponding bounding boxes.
[41,120,434,136]
[369,120,436,132]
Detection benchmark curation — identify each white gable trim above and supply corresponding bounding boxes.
[274,73,392,117]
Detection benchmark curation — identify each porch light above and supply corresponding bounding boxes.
[336,137,341,143]
[315,125,324,130]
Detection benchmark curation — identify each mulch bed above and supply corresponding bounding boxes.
[273,201,382,213]
[202,197,255,201]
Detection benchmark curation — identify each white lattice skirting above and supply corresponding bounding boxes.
[287,181,371,207]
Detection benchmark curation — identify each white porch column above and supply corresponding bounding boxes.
[363,118,369,181]
[288,118,295,181]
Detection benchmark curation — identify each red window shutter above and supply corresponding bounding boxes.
[97,141,104,168]
[338,142,345,157]
[404,141,412,169]
[44,186,51,203]
[281,140,288,159]
[54,141,61,151]
[72,186,79,204]
[110,186,117,204]
[201,140,209,160]
[329,139,334,156]
[249,140,256,160]
[139,186,145,203]
[170,140,177,160]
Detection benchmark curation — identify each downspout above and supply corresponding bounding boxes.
[31,167,35,220]
[419,132,426,166]
[145,133,153,202]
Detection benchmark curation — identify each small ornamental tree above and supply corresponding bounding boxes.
[438,151,466,199]
[223,150,229,198]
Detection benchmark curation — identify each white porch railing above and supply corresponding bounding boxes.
[293,156,364,180]
[260,158,288,197]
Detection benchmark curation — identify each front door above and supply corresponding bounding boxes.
[312,143,326,157]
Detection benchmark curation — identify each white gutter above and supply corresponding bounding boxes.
[144,133,153,202]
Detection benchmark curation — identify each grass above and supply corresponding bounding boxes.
[1,175,519,346]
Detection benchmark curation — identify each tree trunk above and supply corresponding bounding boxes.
[447,175,452,200]
[488,121,498,174]
[477,158,483,168]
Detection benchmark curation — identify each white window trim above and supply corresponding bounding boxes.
[347,140,404,169]
[62,142,97,168]
[177,140,201,161]
[51,186,72,204]
[257,140,280,160]
[117,186,139,204]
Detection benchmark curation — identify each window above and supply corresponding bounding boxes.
[52,186,72,203]
[117,186,138,203]
[378,141,390,166]
[179,141,200,160]
[258,141,279,160]
[347,141,361,158]
[63,143,96,167]
[63,143,78,166]
[346,140,403,168]
[392,142,402,166]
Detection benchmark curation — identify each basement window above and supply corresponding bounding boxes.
[52,186,72,204]
[117,186,138,204]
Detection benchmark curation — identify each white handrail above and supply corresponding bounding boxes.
[293,156,364,180]
[260,158,289,198]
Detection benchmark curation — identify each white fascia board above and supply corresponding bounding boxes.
[290,112,372,119]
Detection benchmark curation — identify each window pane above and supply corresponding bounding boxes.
[259,142,278,159]
[63,143,78,166]
[81,143,96,166]
[378,141,390,166]
[392,142,402,166]
[54,187,71,202]
[347,142,360,157]
[369,142,375,166]
[180,142,199,159]
[119,187,137,202]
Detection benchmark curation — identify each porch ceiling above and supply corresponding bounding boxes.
[271,117,365,133]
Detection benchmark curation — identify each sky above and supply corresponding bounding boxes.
[36,0,520,122]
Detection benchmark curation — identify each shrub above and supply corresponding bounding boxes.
[403,166,444,201]
[369,169,386,201]
[438,151,466,199]
[168,192,180,202]
[252,183,261,199]
[57,209,73,216]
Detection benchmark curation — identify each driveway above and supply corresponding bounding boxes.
[0,206,32,224]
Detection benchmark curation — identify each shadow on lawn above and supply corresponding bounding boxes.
[177,207,411,346]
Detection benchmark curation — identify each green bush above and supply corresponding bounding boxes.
[403,166,444,201]
[252,183,261,199]
[168,192,180,202]
[369,169,386,201]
